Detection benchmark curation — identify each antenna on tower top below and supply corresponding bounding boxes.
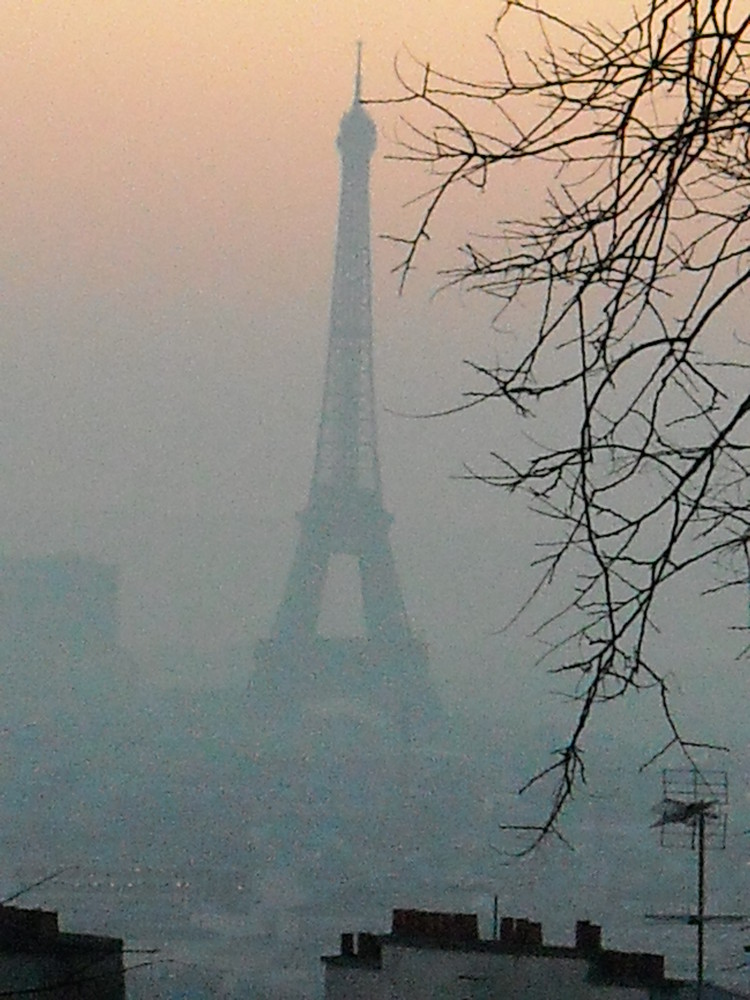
[354,41,363,102]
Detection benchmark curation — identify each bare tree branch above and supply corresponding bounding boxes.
[385,0,750,844]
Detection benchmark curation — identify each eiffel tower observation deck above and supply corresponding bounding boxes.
[252,50,439,743]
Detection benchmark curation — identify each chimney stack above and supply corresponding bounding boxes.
[576,920,602,954]
[341,933,354,957]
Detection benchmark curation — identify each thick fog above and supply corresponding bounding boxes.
[0,3,748,998]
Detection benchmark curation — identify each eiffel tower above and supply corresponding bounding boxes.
[253,51,438,741]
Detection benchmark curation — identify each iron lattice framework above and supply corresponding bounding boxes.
[253,56,437,739]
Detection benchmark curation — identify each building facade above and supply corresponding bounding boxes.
[0,904,125,999]
[323,909,749,999]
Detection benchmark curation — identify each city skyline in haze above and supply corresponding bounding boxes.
[0,1,746,749]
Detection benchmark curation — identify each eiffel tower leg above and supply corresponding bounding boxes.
[359,543,409,642]
[274,517,328,645]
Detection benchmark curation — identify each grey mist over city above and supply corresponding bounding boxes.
[0,2,748,998]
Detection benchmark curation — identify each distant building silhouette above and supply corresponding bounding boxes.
[253,49,439,740]
[323,908,748,998]
[0,904,125,998]
[0,555,118,658]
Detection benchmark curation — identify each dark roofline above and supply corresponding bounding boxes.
[323,910,668,989]
[0,930,124,958]
[0,905,122,957]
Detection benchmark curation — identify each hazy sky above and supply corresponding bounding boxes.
[1,1,746,746]
[0,0,532,645]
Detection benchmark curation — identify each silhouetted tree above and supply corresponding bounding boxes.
[388,0,749,843]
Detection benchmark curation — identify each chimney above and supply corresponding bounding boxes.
[576,920,602,954]
[341,933,354,957]
[499,917,515,945]
[498,917,543,950]
[514,919,543,949]
[357,932,382,962]
[526,921,543,948]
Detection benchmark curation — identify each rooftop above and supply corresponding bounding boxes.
[0,905,123,956]
[323,907,750,995]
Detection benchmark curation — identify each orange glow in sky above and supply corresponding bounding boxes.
[0,0,661,649]
[1,1,638,303]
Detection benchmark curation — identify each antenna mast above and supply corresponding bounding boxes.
[354,41,363,102]
[646,767,738,999]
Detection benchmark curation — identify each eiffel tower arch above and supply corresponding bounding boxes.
[252,52,439,742]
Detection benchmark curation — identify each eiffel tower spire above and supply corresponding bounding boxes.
[253,52,438,739]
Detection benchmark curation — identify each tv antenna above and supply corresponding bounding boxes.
[645,767,743,999]
[1,865,77,905]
